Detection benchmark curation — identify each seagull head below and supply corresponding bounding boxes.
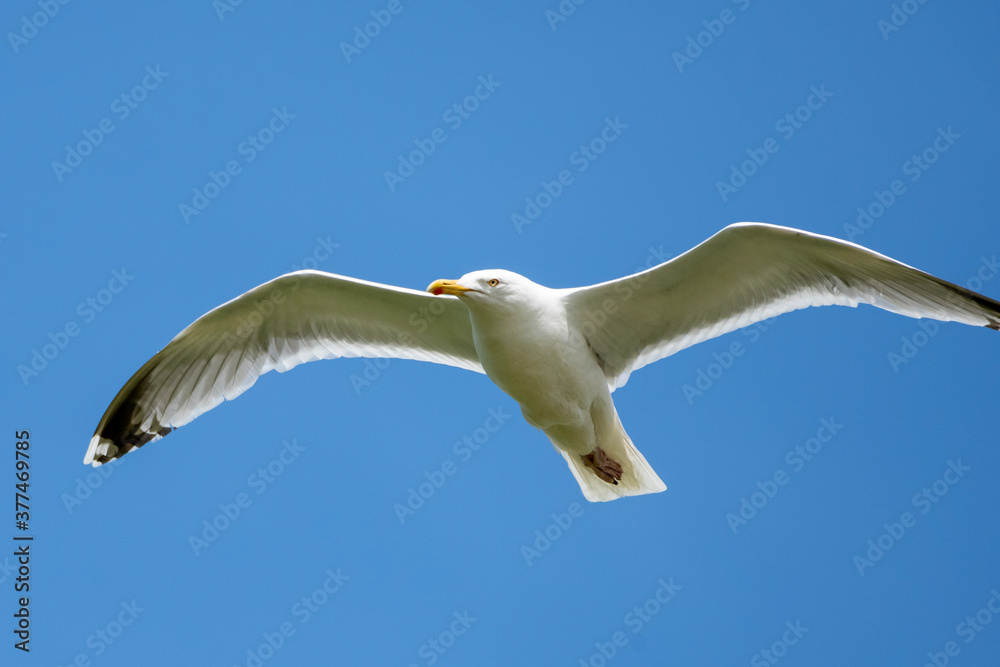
[427,270,541,310]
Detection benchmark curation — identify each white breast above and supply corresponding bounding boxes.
[469,299,606,429]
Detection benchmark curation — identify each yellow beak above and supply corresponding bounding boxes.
[427,279,473,296]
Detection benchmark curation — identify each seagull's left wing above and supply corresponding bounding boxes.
[85,270,482,466]
[564,223,1000,390]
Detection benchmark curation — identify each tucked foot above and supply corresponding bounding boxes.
[581,446,623,485]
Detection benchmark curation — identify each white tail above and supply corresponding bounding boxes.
[554,422,667,502]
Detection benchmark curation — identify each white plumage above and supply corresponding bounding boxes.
[85,223,1000,502]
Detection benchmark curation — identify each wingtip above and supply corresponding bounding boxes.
[84,435,118,467]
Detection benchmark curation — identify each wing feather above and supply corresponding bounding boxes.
[564,223,1000,390]
[85,270,481,466]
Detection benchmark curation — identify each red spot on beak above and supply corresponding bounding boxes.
[431,287,443,295]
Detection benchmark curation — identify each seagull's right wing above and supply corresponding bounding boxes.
[85,270,482,466]
[564,222,1000,390]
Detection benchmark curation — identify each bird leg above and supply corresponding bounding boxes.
[581,447,623,485]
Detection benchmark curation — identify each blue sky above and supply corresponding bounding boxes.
[3,1,1000,665]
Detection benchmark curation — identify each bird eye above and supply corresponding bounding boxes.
[488,279,500,287]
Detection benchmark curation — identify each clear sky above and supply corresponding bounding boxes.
[3,2,1000,665]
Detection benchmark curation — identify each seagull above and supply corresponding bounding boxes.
[85,223,1000,502]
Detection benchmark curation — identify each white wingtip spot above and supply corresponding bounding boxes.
[84,436,117,467]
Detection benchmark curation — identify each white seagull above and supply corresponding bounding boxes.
[85,223,1000,502]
